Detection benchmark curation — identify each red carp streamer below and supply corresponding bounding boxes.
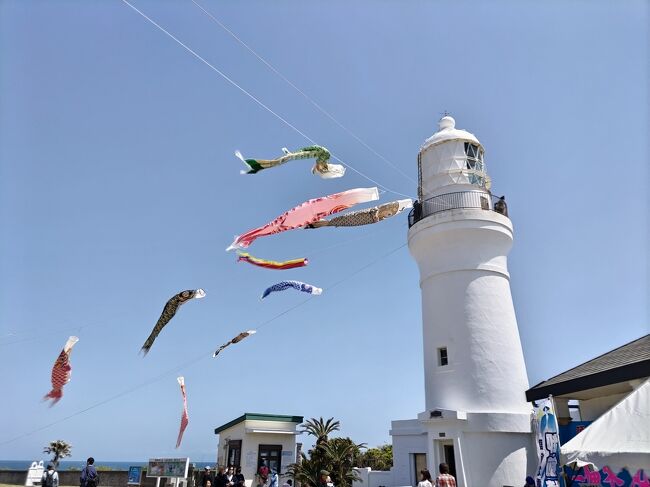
[176,376,189,449]
[43,336,79,406]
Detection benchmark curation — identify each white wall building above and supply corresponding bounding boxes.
[214,413,303,487]
[525,334,650,435]
[388,117,535,487]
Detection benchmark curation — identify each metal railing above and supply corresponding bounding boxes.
[408,191,505,228]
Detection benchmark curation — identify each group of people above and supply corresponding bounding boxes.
[39,459,532,487]
[201,465,302,487]
[418,464,535,487]
[418,464,456,487]
[201,466,246,487]
[40,457,99,487]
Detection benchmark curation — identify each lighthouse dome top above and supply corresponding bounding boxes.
[420,116,481,152]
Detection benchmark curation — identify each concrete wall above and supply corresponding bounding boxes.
[454,432,530,487]
[353,468,395,487]
[389,420,427,487]
[579,392,628,421]
[0,470,173,487]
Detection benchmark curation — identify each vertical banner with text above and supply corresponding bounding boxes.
[534,397,565,487]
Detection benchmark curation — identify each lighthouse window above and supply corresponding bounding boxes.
[464,142,484,173]
[438,347,448,366]
[465,142,478,158]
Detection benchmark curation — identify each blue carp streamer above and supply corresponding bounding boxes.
[261,281,323,299]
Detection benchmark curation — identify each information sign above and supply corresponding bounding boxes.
[25,461,45,487]
[147,458,190,478]
[128,466,143,485]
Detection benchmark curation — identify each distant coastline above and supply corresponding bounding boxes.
[0,461,214,471]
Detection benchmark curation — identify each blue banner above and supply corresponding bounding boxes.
[128,466,142,485]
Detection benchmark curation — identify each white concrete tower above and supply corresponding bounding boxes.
[408,117,532,487]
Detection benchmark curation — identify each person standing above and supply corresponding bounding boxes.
[256,463,269,487]
[268,470,279,487]
[417,469,432,487]
[494,196,508,217]
[435,464,456,487]
[41,465,59,487]
[80,457,99,487]
[233,467,245,487]
[318,470,333,487]
[201,467,214,487]
[215,467,228,487]
[226,467,235,487]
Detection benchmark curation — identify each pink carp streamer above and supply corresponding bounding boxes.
[43,336,79,406]
[176,376,189,448]
[227,187,379,250]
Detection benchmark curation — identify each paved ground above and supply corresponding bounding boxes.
[0,484,78,487]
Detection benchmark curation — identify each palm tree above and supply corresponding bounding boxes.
[289,418,363,487]
[300,418,340,474]
[287,452,321,487]
[301,418,340,446]
[323,438,365,487]
[43,440,72,468]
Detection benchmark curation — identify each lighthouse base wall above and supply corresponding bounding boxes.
[422,411,534,487]
[455,431,535,487]
[389,412,536,487]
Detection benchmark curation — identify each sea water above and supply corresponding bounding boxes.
[0,461,214,471]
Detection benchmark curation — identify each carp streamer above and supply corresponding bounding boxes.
[237,252,308,270]
[43,336,79,406]
[262,280,323,299]
[227,187,379,250]
[213,330,257,358]
[176,376,189,449]
[307,199,413,228]
[141,289,206,356]
[235,145,345,179]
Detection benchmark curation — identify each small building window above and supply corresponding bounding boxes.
[227,440,242,467]
[258,444,282,474]
[438,347,448,366]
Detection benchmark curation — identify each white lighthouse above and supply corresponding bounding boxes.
[404,116,532,486]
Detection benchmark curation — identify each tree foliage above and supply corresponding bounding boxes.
[288,418,364,487]
[357,445,393,471]
[301,417,340,447]
[323,438,366,487]
[43,440,72,468]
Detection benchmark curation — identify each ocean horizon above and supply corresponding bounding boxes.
[0,460,214,472]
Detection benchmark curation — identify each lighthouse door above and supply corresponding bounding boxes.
[435,440,456,479]
[442,444,456,478]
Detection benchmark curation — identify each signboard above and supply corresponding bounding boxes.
[533,398,565,487]
[25,461,45,487]
[570,465,648,486]
[147,458,190,478]
[128,466,143,485]
[245,452,256,468]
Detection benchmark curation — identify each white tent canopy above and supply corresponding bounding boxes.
[560,379,650,473]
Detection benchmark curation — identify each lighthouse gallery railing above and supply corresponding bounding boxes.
[408,191,504,228]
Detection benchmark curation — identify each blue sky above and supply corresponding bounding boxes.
[1,0,647,462]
